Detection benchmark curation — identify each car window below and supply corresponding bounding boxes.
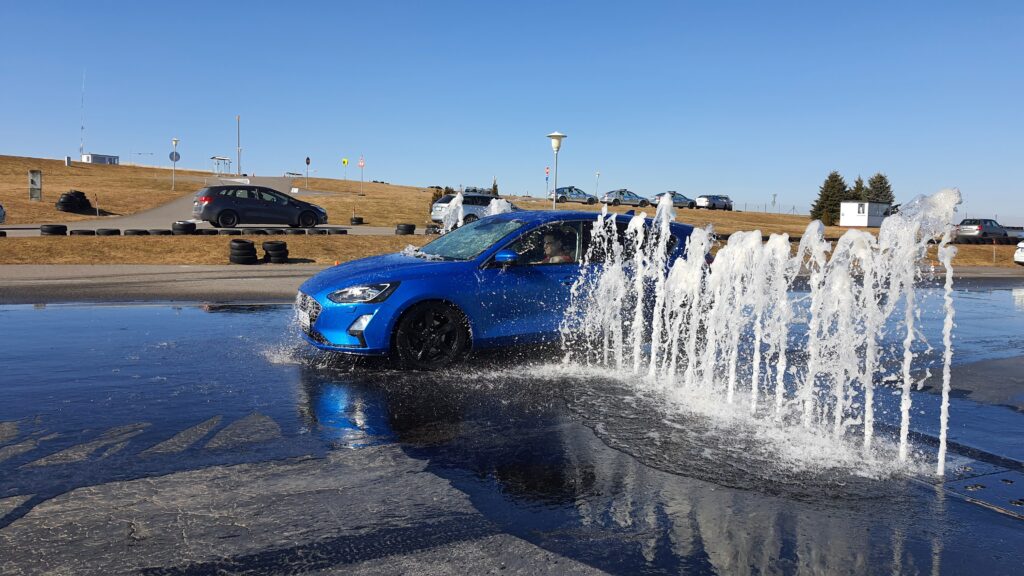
[419,218,524,260]
[434,194,454,205]
[216,188,233,197]
[960,219,979,225]
[506,222,583,266]
[258,190,282,203]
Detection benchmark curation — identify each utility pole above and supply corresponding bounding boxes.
[236,115,242,175]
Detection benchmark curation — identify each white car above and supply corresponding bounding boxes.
[695,194,733,210]
[430,193,520,224]
[1015,241,1024,266]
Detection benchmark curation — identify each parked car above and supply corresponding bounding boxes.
[955,218,1009,239]
[600,189,650,207]
[1016,241,1024,266]
[430,193,511,224]
[651,191,696,209]
[296,210,696,369]
[695,195,733,210]
[192,185,328,228]
[550,186,597,205]
[0,201,5,224]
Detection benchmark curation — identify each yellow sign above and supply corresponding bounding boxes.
[342,158,349,166]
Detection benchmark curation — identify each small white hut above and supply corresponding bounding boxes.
[840,201,890,227]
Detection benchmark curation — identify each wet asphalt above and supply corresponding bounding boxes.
[1,288,1024,574]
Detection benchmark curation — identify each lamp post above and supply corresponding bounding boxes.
[595,170,600,201]
[547,132,566,210]
[171,138,179,191]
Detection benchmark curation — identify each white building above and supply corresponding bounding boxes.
[80,153,119,165]
[840,201,890,227]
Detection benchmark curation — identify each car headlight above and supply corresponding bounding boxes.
[327,283,398,303]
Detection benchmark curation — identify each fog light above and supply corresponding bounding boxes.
[347,314,373,347]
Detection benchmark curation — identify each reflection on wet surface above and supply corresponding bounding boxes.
[1,287,1024,574]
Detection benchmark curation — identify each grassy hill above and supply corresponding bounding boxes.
[0,155,1018,267]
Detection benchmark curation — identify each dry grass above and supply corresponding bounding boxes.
[0,235,429,265]
[0,155,211,224]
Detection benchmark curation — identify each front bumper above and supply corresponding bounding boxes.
[295,291,391,355]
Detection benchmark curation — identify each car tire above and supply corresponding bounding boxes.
[286,229,307,235]
[69,229,96,236]
[393,301,470,370]
[298,211,317,228]
[612,199,620,206]
[220,229,242,236]
[149,229,173,235]
[308,228,328,235]
[396,223,418,233]
[96,228,121,236]
[172,221,197,235]
[327,228,348,235]
[587,198,596,205]
[558,196,567,203]
[124,229,150,236]
[639,200,650,207]
[462,214,478,224]
[709,205,717,210]
[217,211,239,228]
[229,254,259,265]
[40,224,68,236]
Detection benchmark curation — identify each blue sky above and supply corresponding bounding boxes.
[2,1,1022,222]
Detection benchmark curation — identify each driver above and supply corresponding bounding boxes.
[541,231,574,264]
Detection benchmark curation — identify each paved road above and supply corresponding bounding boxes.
[0,192,415,237]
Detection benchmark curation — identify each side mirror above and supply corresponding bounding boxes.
[493,249,519,266]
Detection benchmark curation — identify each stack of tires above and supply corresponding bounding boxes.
[229,239,258,265]
[350,216,364,225]
[40,224,67,236]
[55,191,93,213]
[172,221,196,235]
[263,241,289,264]
[395,223,416,235]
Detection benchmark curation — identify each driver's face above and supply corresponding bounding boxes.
[543,235,562,257]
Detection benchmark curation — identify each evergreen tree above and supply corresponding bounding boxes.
[491,176,499,196]
[850,176,868,202]
[810,171,848,225]
[866,173,894,204]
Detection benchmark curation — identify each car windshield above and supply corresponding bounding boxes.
[417,218,525,260]
[434,194,454,205]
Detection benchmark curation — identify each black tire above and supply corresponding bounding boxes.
[286,229,307,235]
[70,229,96,236]
[217,211,239,228]
[350,216,364,225]
[395,229,413,235]
[40,224,67,236]
[267,229,286,235]
[328,228,347,235]
[263,241,287,251]
[392,302,470,370]
[709,205,717,210]
[172,221,197,234]
[298,211,318,228]
[148,229,173,235]
[587,197,596,205]
[396,223,417,232]
[726,205,733,211]
[308,228,328,235]
[229,254,259,265]
[611,199,620,206]
[557,196,567,203]
[0,231,6,237]
[196,229,218,236]
[248,229,268,235]
[96,228,121,236]
[688,202,695,209]
[220,229,242,236]
[639,200,650,207]
[230,239,254,249]
[124,229,150,236]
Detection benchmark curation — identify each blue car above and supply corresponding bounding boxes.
[297,210,695,369]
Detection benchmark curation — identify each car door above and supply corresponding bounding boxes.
[475,221,586,345]
[255,188,291,224]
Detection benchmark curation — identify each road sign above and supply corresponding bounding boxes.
[358,156,365,169]
[305,157,311,166]
[342,158,348,166]
[169,151,180,162]
[545,166,550,176]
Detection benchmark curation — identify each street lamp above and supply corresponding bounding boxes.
[171,138,180,191]
[595,170,600,201]
[547,132,566,210]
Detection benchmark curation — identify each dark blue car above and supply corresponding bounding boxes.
[297,210,695,369]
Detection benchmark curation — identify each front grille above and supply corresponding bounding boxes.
[295,292,323,327]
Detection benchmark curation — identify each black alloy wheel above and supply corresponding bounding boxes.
[298,211,317,228]
[217,211,239,228]
[393,302,469,370]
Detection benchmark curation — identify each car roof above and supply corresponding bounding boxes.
[485,209,695,235]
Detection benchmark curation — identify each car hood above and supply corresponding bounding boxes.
[299,252,471,296]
